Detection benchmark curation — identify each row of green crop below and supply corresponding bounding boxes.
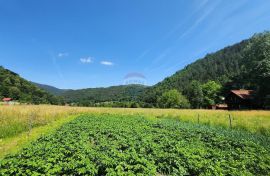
[1,114,270,175]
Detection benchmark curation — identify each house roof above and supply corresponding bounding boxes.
[2,98,12,101]
[231,90,254,100]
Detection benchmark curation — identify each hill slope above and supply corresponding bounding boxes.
[142,32,270,107]
[0,66,61,104]
[61,84,147,106]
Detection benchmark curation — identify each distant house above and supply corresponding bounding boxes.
[3,97,12,102]
[225,90,256,110]
[2,98,13,105]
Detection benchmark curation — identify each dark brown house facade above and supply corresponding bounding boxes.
[225,90,256,110]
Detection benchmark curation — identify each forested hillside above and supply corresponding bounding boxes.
[141,32,270,108]
[0,66,62,104]
[61,84,146,107]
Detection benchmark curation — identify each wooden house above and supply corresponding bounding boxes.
[225,90,255,110]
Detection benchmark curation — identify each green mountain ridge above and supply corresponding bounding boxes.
[142,32,270,108]
[0,66,61,104]
[61,84,147,106]
[141,39,248,103]
[33,82,147,106]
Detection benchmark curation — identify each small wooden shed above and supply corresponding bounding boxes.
[225,90,255,110]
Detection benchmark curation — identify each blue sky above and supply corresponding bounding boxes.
[0,0,270,89]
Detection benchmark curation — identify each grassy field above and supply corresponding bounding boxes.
[1,114,269,175]
[1,105,270,138]
[0,105,270,175]
[1,105,270,160]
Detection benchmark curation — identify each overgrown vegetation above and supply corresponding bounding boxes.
[1,114,269,175]
[0,105,81,139]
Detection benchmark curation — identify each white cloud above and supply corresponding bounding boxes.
[80,57,93,64]
[100,61,114,66]
[58,52,69,57]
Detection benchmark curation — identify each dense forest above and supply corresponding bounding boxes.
[60,85,146,107]
[1,32,270,108]
[0,66,63,105]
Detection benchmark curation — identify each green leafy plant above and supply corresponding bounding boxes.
[1,114,269,175]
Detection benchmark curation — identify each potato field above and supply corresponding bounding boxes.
[1,114,269,175]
